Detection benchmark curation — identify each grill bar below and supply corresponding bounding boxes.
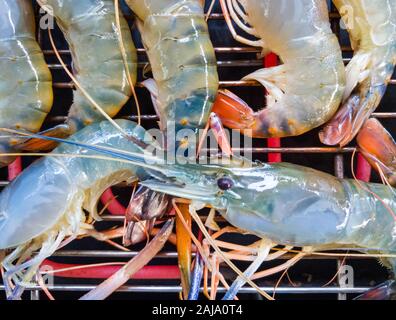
[51,79,396,89]
[48,58,358,69]
[0,285,370,294]
[48,250,383,261]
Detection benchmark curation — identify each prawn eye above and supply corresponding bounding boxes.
[217,177,234,190]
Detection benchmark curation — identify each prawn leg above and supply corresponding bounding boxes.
[219,0,266,49]
[174,201,192,299]
[15,124,72,152]
[211,64,288,138]
[197,113,233,158]
[80,219,174,300]
[3,232,65,299]
[222,239,272,300]
[1,245,26,298]
[123,185,171,246]
[188,252,204,300]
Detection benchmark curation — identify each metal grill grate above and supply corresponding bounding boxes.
[0,1,394,300]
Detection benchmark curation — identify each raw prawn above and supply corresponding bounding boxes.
[212,0,346,138]
[0,0,53,166]
[37,0,137,133]
[124,0,219,149]
[320,0,396,146]
[19,123,396,300]
[0,119,159,299]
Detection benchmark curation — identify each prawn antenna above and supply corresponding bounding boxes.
[219,0,263,47]
[187,205,275,300]
[321,251,349,288]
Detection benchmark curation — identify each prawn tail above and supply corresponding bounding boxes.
[319,83,386,147]
[319,94,359,146]
[211,90,257,137]
[214,65,312,138]
[357,118,396,186]
[212,89,308,138]
[212,64,290,138]
[14,124,72,152]
[0,124,72,167]
[355,280,396,300]
[1,128,168,174]
[320,52,389,147]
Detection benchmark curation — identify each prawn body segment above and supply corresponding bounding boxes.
[3,120,396,297]
[0,0,53,165]
[126,0,219,139]
[38,0,137,132]
[215,0,346,138]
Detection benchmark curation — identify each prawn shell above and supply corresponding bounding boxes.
[143,14,218,131]
[38,0,137,131]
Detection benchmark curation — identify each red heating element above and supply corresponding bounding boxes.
[264,53,282,163]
